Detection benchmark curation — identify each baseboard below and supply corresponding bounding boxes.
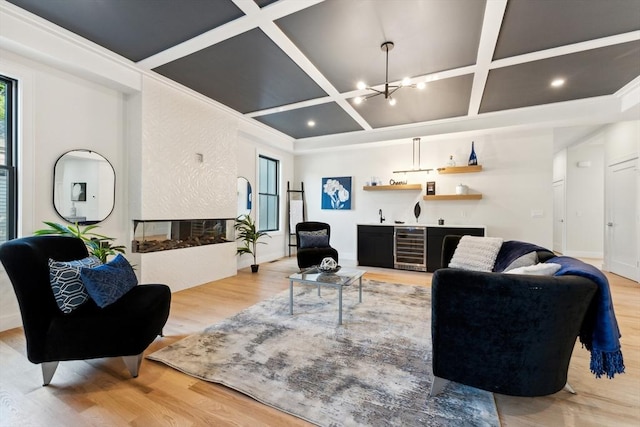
[563,250,603,259]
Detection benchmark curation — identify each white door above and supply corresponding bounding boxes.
[606,158,639,281]
[553,180,565,254]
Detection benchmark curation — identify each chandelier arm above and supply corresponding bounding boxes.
[363,91,383,101]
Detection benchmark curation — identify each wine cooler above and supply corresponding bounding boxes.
[394,226,427,272]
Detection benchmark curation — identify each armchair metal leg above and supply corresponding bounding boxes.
[122,353,143,378]
[429,375,449,397]
[563,382,576,394]
[41,361,59,386]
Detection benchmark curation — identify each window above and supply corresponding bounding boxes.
[0,75,17,242]
[258,155,279,232]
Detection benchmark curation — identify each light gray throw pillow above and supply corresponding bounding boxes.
[504,251,538,272]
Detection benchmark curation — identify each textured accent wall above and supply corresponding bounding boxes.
[138,76,237,219]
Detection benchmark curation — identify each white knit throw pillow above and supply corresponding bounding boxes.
[448,236,504,272]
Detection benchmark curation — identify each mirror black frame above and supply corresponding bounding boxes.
[237,176,252,217]
[53,149,116,225]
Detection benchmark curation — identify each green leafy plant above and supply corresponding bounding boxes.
[234,215,270,272]
[34,221,126,263]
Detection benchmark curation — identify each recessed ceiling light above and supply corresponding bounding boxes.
[307,120,316,127]
[551,78,565,88]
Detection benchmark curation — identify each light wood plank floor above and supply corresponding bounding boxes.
[1,257,638,426]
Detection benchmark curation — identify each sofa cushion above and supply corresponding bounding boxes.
[49,256,103,314]
[448,236,503,272]
[505,262,562,276]
[299,230,329,249]
[80,254,138,308]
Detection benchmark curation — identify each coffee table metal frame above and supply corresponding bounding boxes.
[288,268,365,325]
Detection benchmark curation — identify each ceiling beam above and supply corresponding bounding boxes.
[468,0,507,117]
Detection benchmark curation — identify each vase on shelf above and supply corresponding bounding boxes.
[447,155,456,167]
[468,141,478,166]
[414,202,421,222]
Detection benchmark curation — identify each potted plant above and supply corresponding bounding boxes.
[34,221,126,263]
[234,215,270,273]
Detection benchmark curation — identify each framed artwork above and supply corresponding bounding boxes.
[71,182,87,201]
[322,176,352,210]
[426,181,436,195]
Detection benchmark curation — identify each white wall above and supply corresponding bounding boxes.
[123,75,240,291]
[565,136,605,257]
[295,130,554,260]
[236,129,295,269]
[0,49,128,331]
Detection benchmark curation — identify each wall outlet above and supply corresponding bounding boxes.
[530,209,544,218]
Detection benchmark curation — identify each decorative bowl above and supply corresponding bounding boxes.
[318,265,341,273]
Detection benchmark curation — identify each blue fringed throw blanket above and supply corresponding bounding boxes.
[549,256,625,378]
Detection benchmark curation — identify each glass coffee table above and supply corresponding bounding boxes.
[288,267,365,325]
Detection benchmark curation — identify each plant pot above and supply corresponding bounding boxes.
[251,264,259,273]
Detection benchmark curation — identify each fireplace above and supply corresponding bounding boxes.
[132,219,235,253]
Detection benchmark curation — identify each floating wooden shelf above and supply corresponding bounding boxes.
[363,184,422,191]
[436,165,483,174]
[423,194,483,201]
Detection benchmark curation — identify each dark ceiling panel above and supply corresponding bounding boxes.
[7,0,244,62]
[350,74,474,129]
[253,103,363,139]
[254,0,279,8]
[276,0,486,93]
[494,0,640,59]
[481,41,640,114]
[153,28,327,114]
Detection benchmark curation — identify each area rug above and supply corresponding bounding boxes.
[147,280,500,427]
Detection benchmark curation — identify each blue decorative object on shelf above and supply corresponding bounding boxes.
[468,141,478,166]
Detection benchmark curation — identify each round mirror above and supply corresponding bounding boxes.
[237,176,252,217]
[53,150,115,225]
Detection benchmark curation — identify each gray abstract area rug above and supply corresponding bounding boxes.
[147,280,500,427]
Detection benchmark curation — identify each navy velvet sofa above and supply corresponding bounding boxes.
[430,236,601,397]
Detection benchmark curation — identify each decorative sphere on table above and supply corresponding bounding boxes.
[320,257,338,271]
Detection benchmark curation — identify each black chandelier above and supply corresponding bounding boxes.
[354,41,425,106]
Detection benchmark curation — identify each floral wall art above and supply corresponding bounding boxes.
[322,177,352,210]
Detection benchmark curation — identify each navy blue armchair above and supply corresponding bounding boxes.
[0,235,171,385]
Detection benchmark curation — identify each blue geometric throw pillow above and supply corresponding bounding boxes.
[80,254,138,308]
[49,256,103,314]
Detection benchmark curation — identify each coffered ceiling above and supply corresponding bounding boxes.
[6,0,640,146]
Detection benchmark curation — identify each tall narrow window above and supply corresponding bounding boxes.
[0,75,17,242]
[258,155,279,232]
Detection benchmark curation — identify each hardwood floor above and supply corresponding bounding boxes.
[1,257,638,426]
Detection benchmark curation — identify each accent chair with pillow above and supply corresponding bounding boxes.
[295,221,338,270]
[0,235,171,386]
[430,234,624,397]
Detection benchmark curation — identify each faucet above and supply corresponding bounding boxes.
[379,209,385,224]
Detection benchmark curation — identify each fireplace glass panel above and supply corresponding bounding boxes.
[133,219,234,253]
